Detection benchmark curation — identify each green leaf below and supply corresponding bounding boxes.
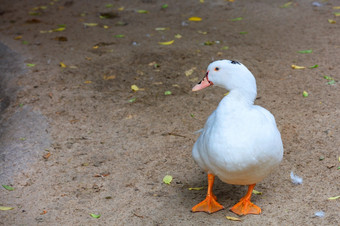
[252,189,262,195]
[328,196,340,200]
[26,63,35,67]
[105,4,114,8]
[163,175,172,184]
[0,206,14,211]
[298,49,312,54]
[239,31,248,34]
[2,185,14,191]
[309,64,318,69]
[114,34,125,38]
[90,213,101,218]
[328,80,335,85]
[337,166,340,170]
[137,10,149,14]
[161,4,168,9]
[188,187,204,190]
[164,91,172,95]
[231,17,243,21]
[302,91,308,97]
[128,97,136,103]
[190,113,195,118]
[22,40,29,45]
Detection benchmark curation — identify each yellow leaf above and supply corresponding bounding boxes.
[83,23,98,27]
[328,19,336,24]
[158,40,174,45]
[60,62,67,68]
[84,80,92,84]
[118,7,125,11]
[291,64,306,69]
[200,0,204,3]
[103,75,116,80]
[103,25,109,29]
[252,189,262,195]
[93,45,99,49]
[185,67,196,76]
[14,35,22,40]
[333,6,340,9]
[189,17,202,21]
[188,187,205,190]
[226,216,241,221]
[0,206,14,211]
[131,84,139,91]
[53,27,65,32]
[174,34,182,39]
[328,196,340,200]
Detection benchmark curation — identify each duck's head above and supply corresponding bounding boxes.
[192,60,257,100]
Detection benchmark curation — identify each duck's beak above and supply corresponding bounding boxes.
[192,72,213,91]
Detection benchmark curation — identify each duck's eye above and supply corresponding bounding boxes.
[214,67,220,71]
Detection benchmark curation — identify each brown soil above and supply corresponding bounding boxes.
[0,0,339,225]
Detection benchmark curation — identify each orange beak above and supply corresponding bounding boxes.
[192,72,213,91]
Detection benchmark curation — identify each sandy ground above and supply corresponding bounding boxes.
[0,0,339,225]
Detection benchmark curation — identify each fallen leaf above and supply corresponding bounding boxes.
[0,206,14,211]
[83,23,98,27]
[14,35,22,40]
[114,34,125,38]
[105,4,113,8]
[137,10,149,14]
[163,175,173,184]
[26,63,35,67]
[334,12,340,16]
[291,64,305,69]
[118,7,125,11]
[128,97,137,103]
[252,189,262,195]
[297,49,312,54]
[239,31,248,34]
[164,90,172,95]
[84,80,92,84]
[188,17,202,21]
[174,34,182,39]
[53,27,65,32]
[221,46,229,50]
[328,196,340,200]
[155,27,169,31]
[302,91,309,97]
[280,2,292,8]
[333,6,340,9]
[40,210,47,215]
[328,19,336,24]
[185,67,196,76]
[309,64,319,69]
[226,216,241,221]
[90,213,101,218]
[2,185,14,191]
[43,152,51,160]
[198,30,208,35]
[161,4,168,9]
[60,62,67,68]
[22,40,29,44]
[103,25,109,29]
[231,17,243,21]
[152,82,163,85]
[158,40,174,45]
[188,187,205,191]
[131,85,139,91]
[103,75,116,80]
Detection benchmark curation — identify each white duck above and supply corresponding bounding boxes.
[191,60,283,215]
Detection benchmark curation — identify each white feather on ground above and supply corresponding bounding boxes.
[290,171,303,185]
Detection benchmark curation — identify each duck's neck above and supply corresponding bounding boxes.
[221,89,257,108]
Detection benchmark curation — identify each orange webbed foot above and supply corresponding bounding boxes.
[230,184,261,216]
[192,195,224,214]
[230,198,261,215]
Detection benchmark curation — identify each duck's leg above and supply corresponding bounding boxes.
[191,173,224,214]
[230,184,261,215]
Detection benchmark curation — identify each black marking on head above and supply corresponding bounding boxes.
[230,60,240,65]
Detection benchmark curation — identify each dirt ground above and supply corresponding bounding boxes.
[0,0,339,225]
